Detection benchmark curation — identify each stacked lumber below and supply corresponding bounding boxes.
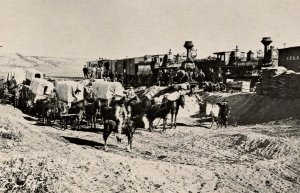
[257,67,300,98]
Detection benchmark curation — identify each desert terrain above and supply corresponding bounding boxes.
[0,83,300,192]
[0,53,88,78]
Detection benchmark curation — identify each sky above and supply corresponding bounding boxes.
[0,0,300,59]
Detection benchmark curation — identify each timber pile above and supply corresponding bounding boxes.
[257,67,300,98]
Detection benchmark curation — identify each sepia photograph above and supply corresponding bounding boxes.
[0,0,299,192]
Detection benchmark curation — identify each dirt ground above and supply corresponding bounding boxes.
[0,93,300,193]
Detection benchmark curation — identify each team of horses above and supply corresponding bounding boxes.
[1,79,231,151]
[12,86,186,151]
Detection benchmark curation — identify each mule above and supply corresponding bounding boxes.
[68,100,86,130]
[147,92,185,132]
[103,119,136,152]
[85,98,102,129]
[125,96,151,131]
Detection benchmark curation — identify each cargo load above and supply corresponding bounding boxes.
[142,86,164,99]
[257,66,300,98]
[92,81,124,100]
[80,79,105,87]
[55,81,84,103]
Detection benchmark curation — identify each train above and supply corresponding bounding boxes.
[86,38,280,87]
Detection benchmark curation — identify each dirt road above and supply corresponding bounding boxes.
[0,104,299,193]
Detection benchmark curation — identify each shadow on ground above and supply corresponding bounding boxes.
[62,136,105,148]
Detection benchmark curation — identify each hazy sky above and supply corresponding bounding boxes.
[0,0,300,59]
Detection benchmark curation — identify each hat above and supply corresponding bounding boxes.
[222,99,229,103]
[130,86,134,89]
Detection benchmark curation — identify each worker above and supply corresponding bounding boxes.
[198,68,205,88]
[127,86,140,102]
[114,97,128,141]
[83,65,88,79]
[217,99,230,128]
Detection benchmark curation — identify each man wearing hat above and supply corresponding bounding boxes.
[126,86,140,102]
[217,99,230,128]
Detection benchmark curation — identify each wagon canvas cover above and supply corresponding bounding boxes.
[25,68,43,81]
[92,81,124,100]
[55,81,84,103]
[30,78,54,96]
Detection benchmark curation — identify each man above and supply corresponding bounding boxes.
[10,76,17,91]
[217,100,230,128]
[96,67,101,79]
[157,70,163,86]
[198,69,205,88]
[169,69,175,86]
[126,86,139,101]
[91,66,97,79]
[84,83,94,101]
[83,65,88,79]
[13,85,20,108]
[208,68,217,84]
[114,97,128,141]
[50,89,58,103]
[217,67,224,84]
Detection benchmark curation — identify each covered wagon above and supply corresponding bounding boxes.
[29,78,54,102]
[92,81,124,100]
[25,68,43,85]
[55,81,84,105]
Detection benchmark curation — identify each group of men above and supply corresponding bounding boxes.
[1,76,22,108]
[83,65,106,79]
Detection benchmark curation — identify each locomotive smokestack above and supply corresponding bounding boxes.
[261,37,272,60]
[184,41,194,62]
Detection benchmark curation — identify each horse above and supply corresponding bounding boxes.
[147,92,185,132]
[103,119,136,152]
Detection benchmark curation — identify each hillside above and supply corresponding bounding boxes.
[0,53,90,78]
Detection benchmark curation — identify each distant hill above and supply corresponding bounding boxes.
[0,53,90,78]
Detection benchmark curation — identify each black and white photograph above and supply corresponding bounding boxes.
[0,0,299,192]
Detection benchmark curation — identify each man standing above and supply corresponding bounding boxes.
[198,69,205,88]
[83,65,88,79]
[217,100,230,128]
[114,98,128,141]
[208,68,217,84]
[13,85,20,108]
[92,66,97,79]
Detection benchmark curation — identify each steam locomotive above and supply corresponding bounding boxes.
[86,38,279,86]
